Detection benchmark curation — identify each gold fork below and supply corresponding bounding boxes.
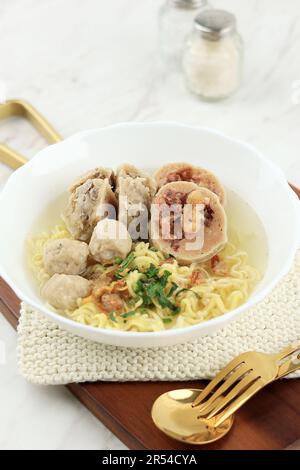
[192,341,300,428]
[277,350,300,378]
[151,343,300,445]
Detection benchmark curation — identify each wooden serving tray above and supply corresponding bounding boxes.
[1,282,300,450]
[1,184,300,450]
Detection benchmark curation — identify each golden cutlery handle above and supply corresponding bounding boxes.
[0,99,62,170]
[273,340,300,362]
[213,348,300,427]
[212,379,264,428]
[277,352,300,378]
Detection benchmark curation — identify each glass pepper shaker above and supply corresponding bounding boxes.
[183,9,243,100]
[159,0,209,71]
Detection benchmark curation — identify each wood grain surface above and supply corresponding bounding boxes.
[1,183,300,450]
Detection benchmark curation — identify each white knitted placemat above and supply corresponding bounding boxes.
[17,251,300,385]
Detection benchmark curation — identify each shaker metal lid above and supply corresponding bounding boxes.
[194,9,237,39]
[172,0,207,9]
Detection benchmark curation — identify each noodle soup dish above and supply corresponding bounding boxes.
[28,162,264,333]
[1,123,299,348]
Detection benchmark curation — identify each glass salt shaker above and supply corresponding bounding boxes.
[183,9,243,100]
[159,0,209,71]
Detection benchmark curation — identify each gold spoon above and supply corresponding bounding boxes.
[152,345,300,445]
[151,388,233,445]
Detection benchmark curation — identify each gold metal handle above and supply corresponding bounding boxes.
[273,341,300,362]
[0,99,62,170]
[277,352,300,378]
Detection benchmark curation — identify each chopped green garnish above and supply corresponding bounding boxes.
[167,282,179,297]
[133,269,179,315]
[114,256,123,265]
[145,264,159,278]
[120,310,136,319]
[120,252,135,269]
[159,270,171,287]
[162,318,173,324]
[157,292,180,314]
[175,288,200,299]
[134,279,143,293]
[146,282,159,299]
[114,252,135,279]
[114,272,124,280]
[109,311,118,323]
[134,280,152,306]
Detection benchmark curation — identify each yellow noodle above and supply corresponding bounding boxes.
[28,225,260,332]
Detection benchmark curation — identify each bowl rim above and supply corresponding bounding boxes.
[1,121,300,340]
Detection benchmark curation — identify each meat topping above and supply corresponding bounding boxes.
[163,190,188,206]
[101,293,124,312]
[210,254,220,270]
[211,259,228,276]
[170,239,181,251]
[91,279,130,313]
[189,270,205,286]
[166,168,193,183]
[204,204,214,227]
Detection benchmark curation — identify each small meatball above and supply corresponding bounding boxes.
[42,274,91,310]
[43,238,89,276]
[89,219,132,264]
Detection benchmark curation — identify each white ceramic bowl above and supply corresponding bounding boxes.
[0,123,299,348]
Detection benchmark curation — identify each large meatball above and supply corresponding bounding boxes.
[63,178,117,241]
[42,274,91,310]
[151,182,227,265]
[89,219,132,264]
[116,164,156,239]
[43,238,89,275]
[69,167,115,192]
[154,162,226,205]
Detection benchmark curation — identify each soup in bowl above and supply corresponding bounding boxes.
[0,123,299,348]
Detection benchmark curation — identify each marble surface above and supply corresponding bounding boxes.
[0,0,300,450]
